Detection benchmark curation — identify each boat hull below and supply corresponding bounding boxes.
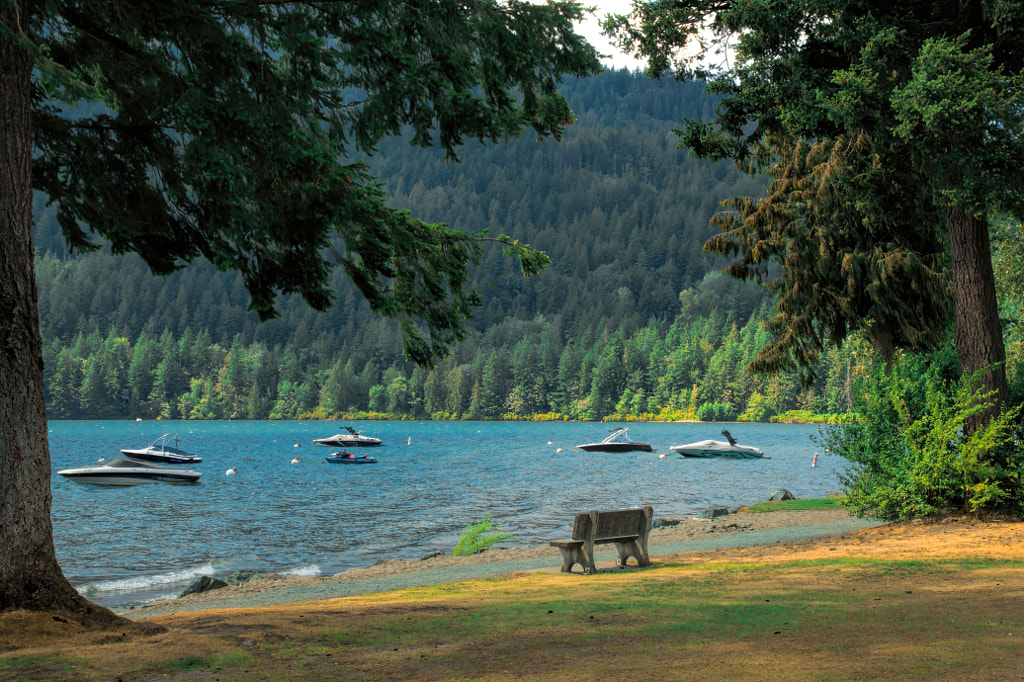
[119,448,202,465]
[325,456,377,464]
[670,439,765,459]
[672,448,765,459]
[58,468,202,485]
[578,443,653,453]
[313,436,383,447]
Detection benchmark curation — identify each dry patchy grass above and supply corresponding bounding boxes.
[3,515,1024,681]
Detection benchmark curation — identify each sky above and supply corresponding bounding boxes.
[573,0,647,70]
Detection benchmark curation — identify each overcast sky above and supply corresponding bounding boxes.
[575,0,646,70]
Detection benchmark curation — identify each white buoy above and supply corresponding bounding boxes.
[812,452,818,468]
[291,457,300,464]
[408,436,412,445]
[659,453,667,459]
[294,443,300,447]
[226,467,237,476]
[556,448,563,453]
[98,458,106,462]
[548,440,553,445]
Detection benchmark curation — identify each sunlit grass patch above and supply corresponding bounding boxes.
[742,497,845,512]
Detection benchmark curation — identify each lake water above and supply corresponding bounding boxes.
[48,420,847,609]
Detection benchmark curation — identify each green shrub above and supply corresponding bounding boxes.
[453,515,516,556]
[821,349,1023,521]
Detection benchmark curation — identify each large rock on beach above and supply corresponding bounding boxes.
[766,489,796,501]
[227,569,264,585]
[178,575,229,598]
[698,506,740,519]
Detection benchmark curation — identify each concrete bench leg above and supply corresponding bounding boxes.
[556,545,584,573]
[614,540,650,568]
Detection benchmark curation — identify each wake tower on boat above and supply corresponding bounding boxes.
[577,427,653,453]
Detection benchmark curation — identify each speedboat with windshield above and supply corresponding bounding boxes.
[120,433,202,464]
[671,429,768,459]
[313,426,383,447]
[577,427,652,452]
[58,458,202,486]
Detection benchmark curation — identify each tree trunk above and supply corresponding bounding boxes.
[0,3,125,627]
[947,205,1009,441]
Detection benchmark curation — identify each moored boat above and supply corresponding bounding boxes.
[120,433,202,464]
[577,427,652,453]
[671,429,767,459]
[325,451,378,464]
[58,458,203,486]
[313,426,383,447]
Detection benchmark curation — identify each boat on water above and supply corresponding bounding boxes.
[313,426,383,447]
[670,429,768,459]
[120,433,202,465]
[577,427,652,453]
[325,451,378,464]
[58,458,203,486]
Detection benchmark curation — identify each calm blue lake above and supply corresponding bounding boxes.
[48,420,847,608]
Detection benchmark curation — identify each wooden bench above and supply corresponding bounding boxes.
[549,506,653,574]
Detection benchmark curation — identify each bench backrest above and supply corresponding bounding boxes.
[571,507,652,541]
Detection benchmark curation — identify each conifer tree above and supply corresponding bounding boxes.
[606,0,1024,432]
[1,0,599,622]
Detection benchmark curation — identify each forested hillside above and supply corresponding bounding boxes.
[35,68,855,421]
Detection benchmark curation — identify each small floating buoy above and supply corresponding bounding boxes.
[226,467,237,476]
[135,417,142,422]
[556,448,563,453]
[408,436,412,445]
[98,458,106,463]
[659,453,667,459]
[812,452,818,468]
[548,440,553,445]
[291,457,300,464]
[294,443,300,447]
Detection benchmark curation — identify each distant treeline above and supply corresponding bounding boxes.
[41,271,855,422]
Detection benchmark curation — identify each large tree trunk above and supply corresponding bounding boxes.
[0,4,125,627]
[947,205,1009,441]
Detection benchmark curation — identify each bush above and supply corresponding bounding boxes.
[453,515,516,556]
[821,350,1023,521]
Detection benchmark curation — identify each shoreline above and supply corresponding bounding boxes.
[125,508,880,620]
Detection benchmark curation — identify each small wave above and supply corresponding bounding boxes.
[76,562,219,596]
[284,564,321,577]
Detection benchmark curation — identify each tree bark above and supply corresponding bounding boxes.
[947,205,1009,441]
[0,2,126,626]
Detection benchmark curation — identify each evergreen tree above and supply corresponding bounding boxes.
[607,0,1024,437]
[4,0,602,620]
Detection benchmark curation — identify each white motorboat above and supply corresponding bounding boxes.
[58,458,203,486]
[671,429,768,459]
[313,426,383,447]
[120,433,202,464]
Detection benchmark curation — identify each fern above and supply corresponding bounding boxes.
[453,515,516,557]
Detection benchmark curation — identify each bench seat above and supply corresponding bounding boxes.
[549,507,652,574]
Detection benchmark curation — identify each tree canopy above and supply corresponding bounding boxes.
[0,0,599,622]
[606,0,1024,406]
[27,0,601,364]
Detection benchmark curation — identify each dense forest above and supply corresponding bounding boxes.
[35,69,858,422]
